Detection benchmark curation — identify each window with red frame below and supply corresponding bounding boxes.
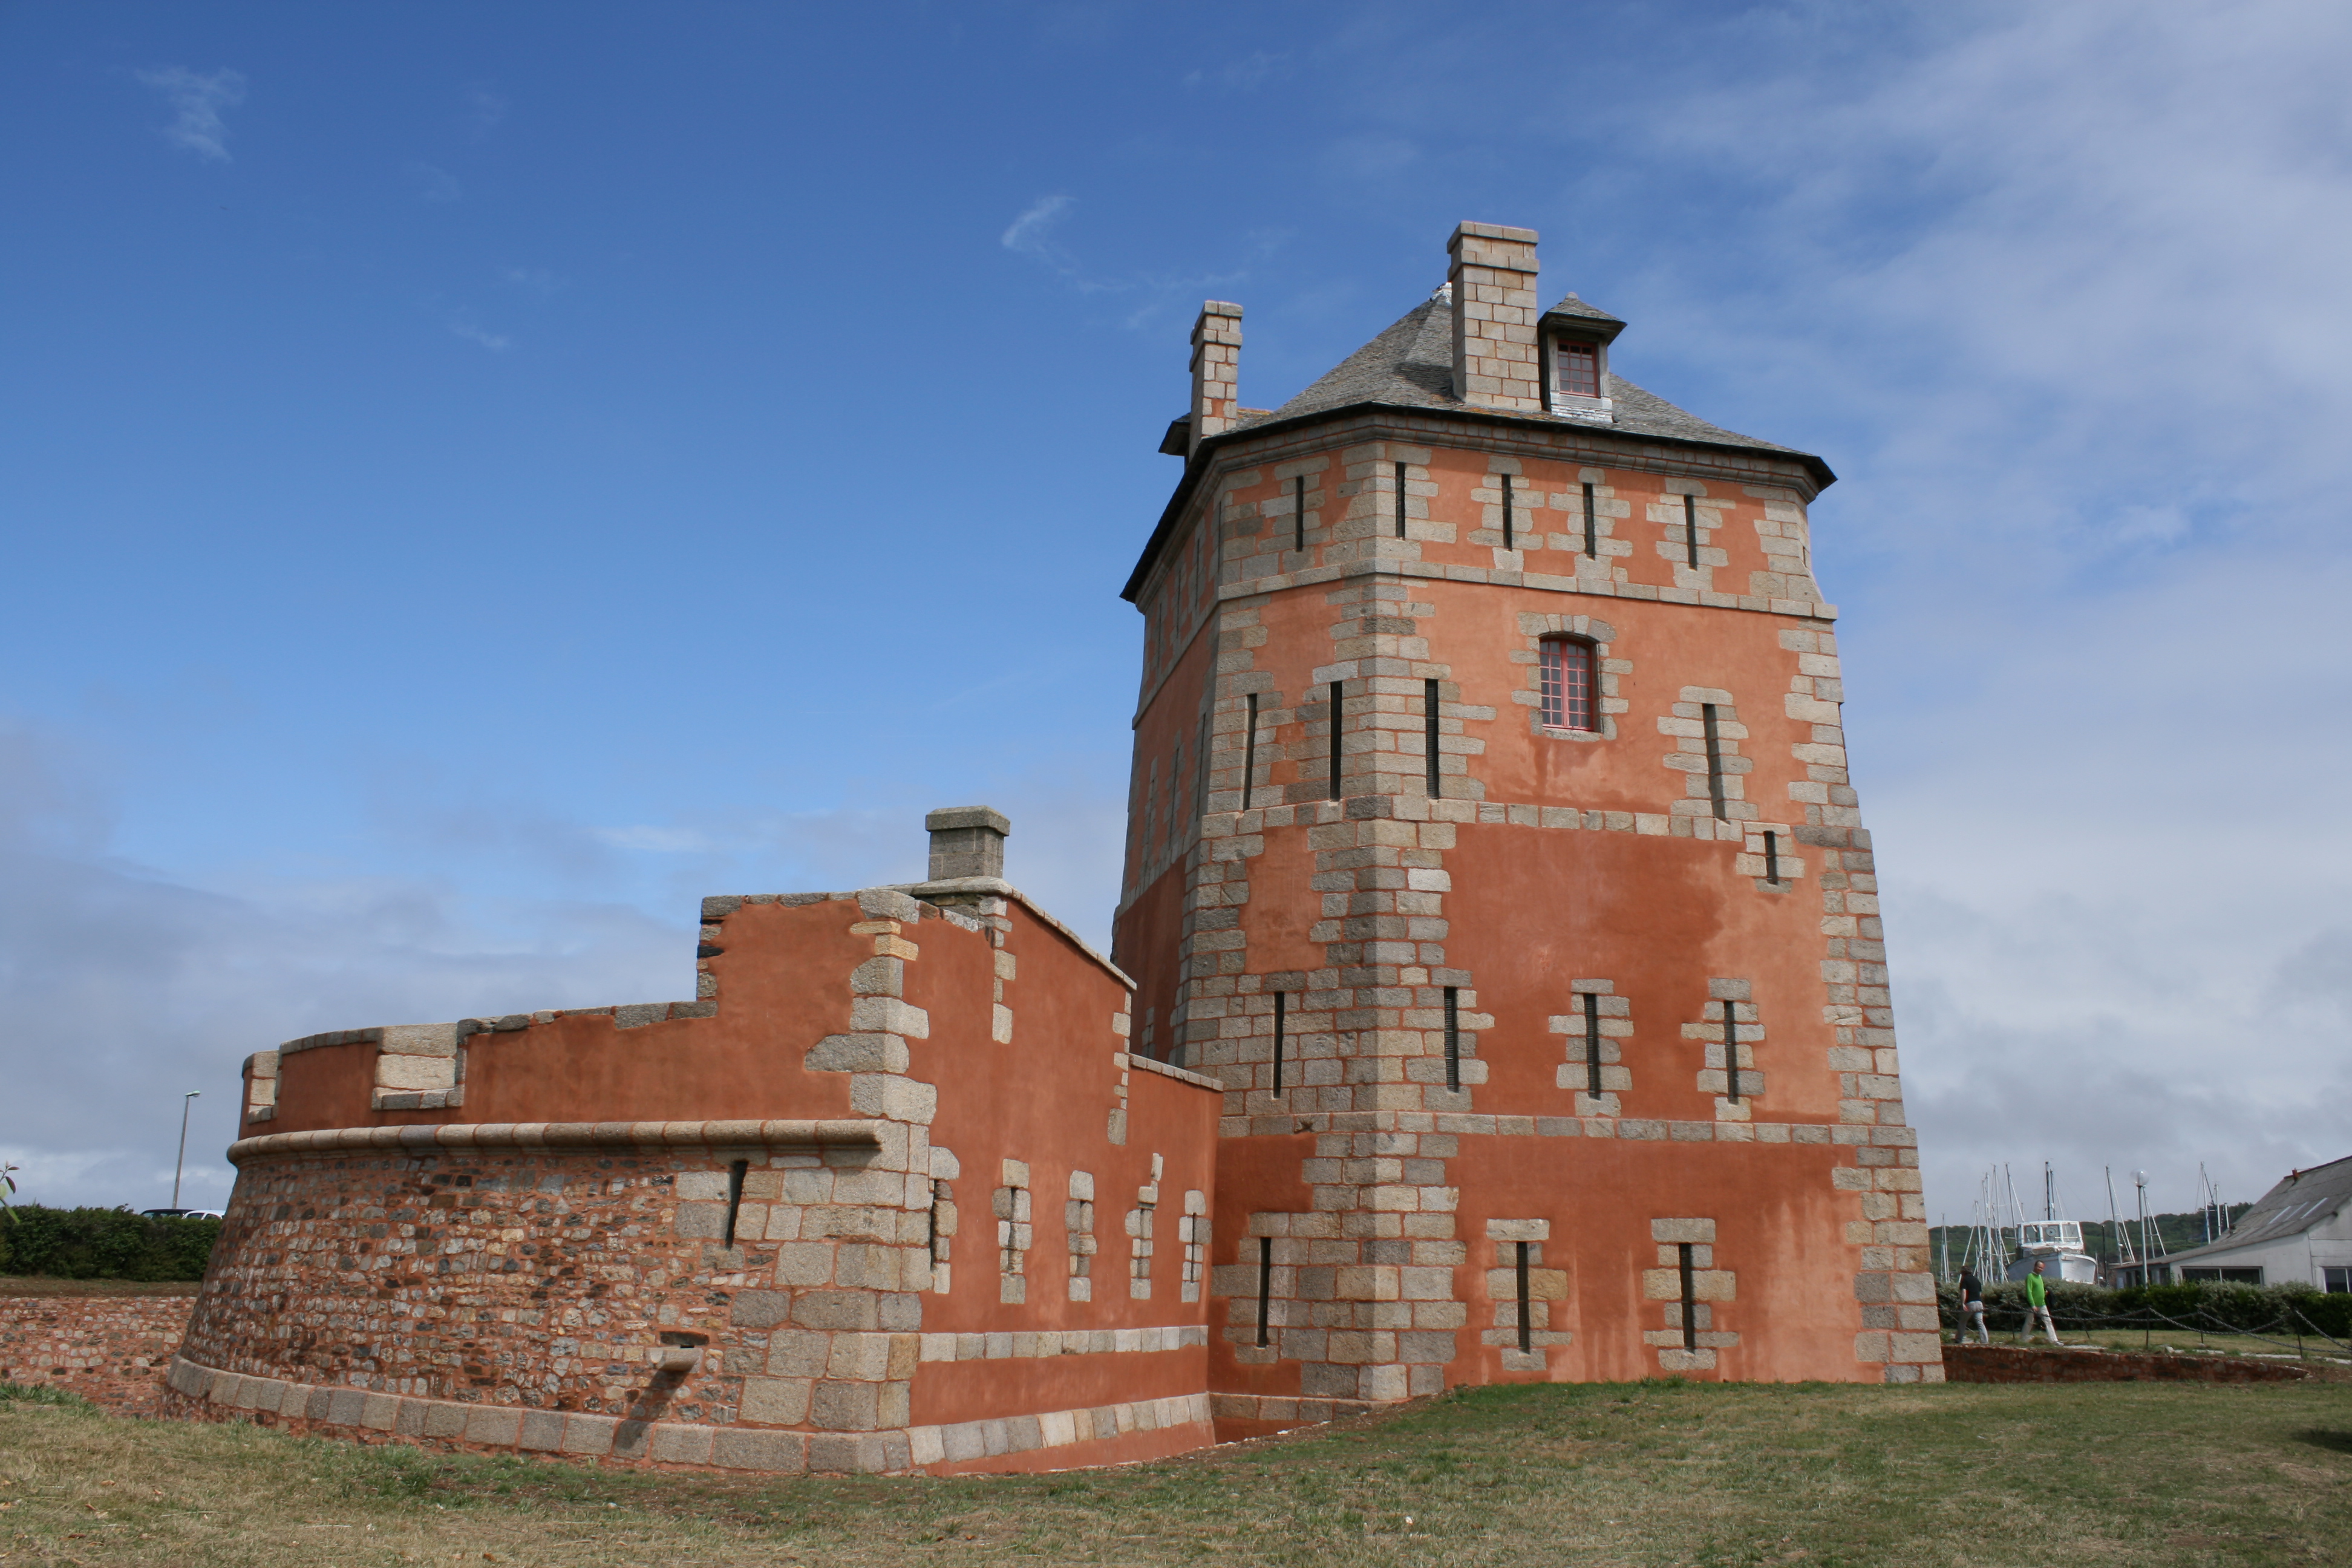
[1555,339,1599,399]
[1540,637,1596,731]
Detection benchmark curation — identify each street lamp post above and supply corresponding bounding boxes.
[171,1091,200,1210]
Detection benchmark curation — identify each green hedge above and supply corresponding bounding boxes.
[0,1206,220,1281]
[1938,1278,2352,1340]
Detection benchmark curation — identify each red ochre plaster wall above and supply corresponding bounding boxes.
[1119,256,1936,1431]
[0,1292,195,1414]
[168,884,1222,1477]
[171,229,1928,1480]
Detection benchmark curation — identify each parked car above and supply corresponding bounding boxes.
[139,1207,224,1220]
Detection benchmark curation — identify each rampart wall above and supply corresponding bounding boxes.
[0,1290,194,1414]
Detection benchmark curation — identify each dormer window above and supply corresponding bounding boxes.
[1555,339,1600,400]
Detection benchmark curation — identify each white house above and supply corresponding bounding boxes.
[2156,1154,2352,1290]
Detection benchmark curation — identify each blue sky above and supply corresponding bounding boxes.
[4,2,2347,1232]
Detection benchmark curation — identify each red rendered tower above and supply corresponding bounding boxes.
[1114,223,1940,1423]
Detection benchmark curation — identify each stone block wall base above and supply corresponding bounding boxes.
[921,1413,1214,1475]
[160,1355,1223,1477]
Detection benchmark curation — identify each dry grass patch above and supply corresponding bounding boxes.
[2,1377,2349,1566]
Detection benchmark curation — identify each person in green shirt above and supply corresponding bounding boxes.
[2019,1258,2061,1345]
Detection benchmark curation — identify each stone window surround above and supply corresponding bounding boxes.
[1511,612,1624,742]
[1482,1217,1571,1371]
[1548,981,1632,1118]
[1643,1216,1739,1373]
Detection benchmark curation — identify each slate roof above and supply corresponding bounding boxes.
[1235,293,1815,467]
[1541,292,1626,327]
[2163,1153,2352,1266]
[1127,288,1831,599]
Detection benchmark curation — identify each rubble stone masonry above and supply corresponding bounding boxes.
[0,1291,195,1414]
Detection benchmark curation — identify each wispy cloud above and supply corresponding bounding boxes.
[448,320,511,351]
[1183,51,1291,92]
[1001,194,1076,263]
[403,160,462,203]
[501,267,562,297]
[463,85,508,137]
[592,825,715,854]
[135,66,247,162]
[1001,194,1253,324]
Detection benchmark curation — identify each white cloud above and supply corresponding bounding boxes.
[1001,194,1075,261]
[134,66,247,163]
[463,85,508,137]
[404,160,462,203]
[592,825,716,854]
[448,320,511,351]
[1511,2,2352,1218]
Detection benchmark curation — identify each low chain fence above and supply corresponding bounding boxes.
[1938,1279,2352,1364]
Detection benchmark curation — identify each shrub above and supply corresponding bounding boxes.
[1936,1275,2352,1342]
[0,1206,220,1281]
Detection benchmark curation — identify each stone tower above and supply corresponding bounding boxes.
[1113,222,1939,1423]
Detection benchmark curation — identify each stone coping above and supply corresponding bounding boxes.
[892,877,1137,990]
[1120,1053,1225,1094]
[226,1119,887,1165]
[166,1354,1213,1476]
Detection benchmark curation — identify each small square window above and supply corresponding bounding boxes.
[2325,1266,2351,1294]
[1555,340,1599,400]
[1540,638,1595,731]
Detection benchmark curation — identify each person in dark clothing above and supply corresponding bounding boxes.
[1956,1267,1990,1344]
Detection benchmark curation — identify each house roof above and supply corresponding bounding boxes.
[1248,295,1811,462]
[1541,291,1627,329]
[2163,1152,2352,1266]
[1125,291,1832,600]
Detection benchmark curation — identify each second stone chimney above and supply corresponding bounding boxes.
[926,806,1010,882]
[1446,222,1543,413]
[1189,301,1243,454]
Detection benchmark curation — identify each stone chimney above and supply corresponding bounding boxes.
[926,806,1010,882]
[1189,301,1243,455]
[1446,222,1543,413]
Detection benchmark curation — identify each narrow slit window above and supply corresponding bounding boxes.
[1557,339,1599,399]
[1394,461,1408,539]
[1540,638,1596,731]
[1683,494,1700,570]
[1293,475,1306,554]
[1327,679,1344,800]
[722,1158,749,1248]
[1241,693,1259,812]
[1424,678,1442,797]
[1501,473,1515,551]
[1256,1235,1273,1347]
[1677,1242,1698,1350]
[1722,999,1741,1104]
[1515,1241,1533,1353]
[1763,829,1780,885]
[928,1177,954,1292]
[1701,703,1728,819]
[1581,482,1597,558]
[1583,991,1603,1098]
[1443,985,1461,1093]
[1272,990,1286,1097]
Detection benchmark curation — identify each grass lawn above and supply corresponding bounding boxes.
[3,1376,2348,1567]
[2012,1324,2352,1367]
